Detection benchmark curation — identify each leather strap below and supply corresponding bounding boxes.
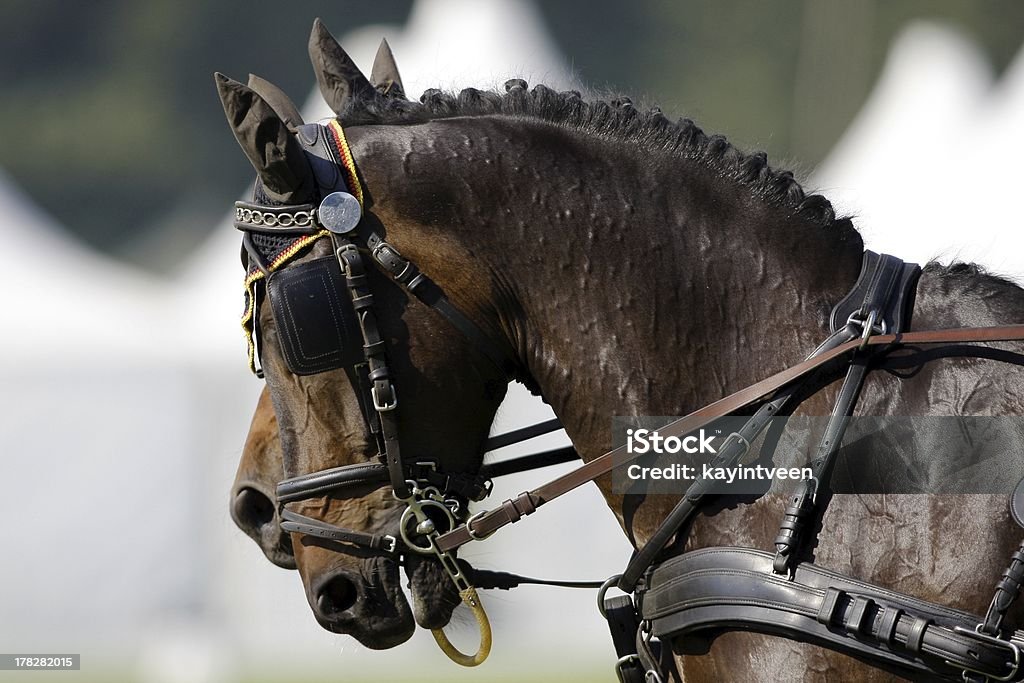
[604,594,646,683]
[436,324,1024,553]
[484,418,563,452]
[641,547,1023,682]
[619,387,801,592]
[469,568,603,590]
[618,324,862,593]
[773,355,871,574]
[280,509,396,554]
[277,462,390,503]
[829,251,920,335]
[479,446,578,478]
[983,541,1024,636]
[365,231,516,379]
[334,237,410,500]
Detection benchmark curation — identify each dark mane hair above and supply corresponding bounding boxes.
[342,80,858,242]
[924,261,1024,293]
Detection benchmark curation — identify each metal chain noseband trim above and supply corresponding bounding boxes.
[235,204,318,229]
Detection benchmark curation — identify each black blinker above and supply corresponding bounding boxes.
[267,256,364,375]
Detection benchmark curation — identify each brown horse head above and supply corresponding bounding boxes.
[226,48,409,574]
[216,20,512,649]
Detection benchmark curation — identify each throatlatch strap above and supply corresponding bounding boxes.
[364,231,515,379]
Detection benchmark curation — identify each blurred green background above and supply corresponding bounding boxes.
[3,0,1023,267]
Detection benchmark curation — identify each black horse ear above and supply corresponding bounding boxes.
[308,18,377,114]
[370,38,405,99]
[214,72,314,203]
[246,74,305,128]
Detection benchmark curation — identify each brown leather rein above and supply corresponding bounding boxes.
[436,323,1024,553]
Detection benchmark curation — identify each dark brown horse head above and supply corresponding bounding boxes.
[216,20,512,649]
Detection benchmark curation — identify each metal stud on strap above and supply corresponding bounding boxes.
[318,191,362,234]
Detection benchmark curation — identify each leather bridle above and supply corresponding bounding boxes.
[235,118,588,664]
[237,120,576,556]
[235,118,1024,681]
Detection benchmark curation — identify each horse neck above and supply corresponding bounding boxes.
[369,117,864,461]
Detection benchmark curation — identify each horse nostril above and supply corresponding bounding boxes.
[316,574,358,616]
[232,487,275,531]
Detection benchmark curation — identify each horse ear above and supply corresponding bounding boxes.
[214,73,315,203]
[246,74,305,128]
[308,18,377,114]
[370,38,405,99]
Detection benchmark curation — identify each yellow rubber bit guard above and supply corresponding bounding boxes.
[431,587,492,666]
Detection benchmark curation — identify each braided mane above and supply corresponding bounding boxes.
[341,80,857,242]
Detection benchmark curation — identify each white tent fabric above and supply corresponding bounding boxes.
[812,22,1024,277]
[0,170,218,661]
[0,167,168,358]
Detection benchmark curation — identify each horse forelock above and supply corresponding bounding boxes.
[336,81,861,250]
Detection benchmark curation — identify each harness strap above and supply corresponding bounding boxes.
[984,541,1024,636]
[436,323,1024,554]
[280,509,397,554]
[773,254,919,575]
[364,231,517,380]
[618,385,802,593]
[640,547,1024,682]
[484,418,563,451]
[334,237,410,499]
[479,446,577,478]
[829,251,920,335]
[469,567,603,590]
[278,461,493,505]
[278,462,391,503]
[617,323,860,594]
[604,594,646,683]
[773,353,872,574]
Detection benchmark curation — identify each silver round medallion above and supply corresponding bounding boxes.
[318,191,362,234]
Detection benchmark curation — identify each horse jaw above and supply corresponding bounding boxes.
[403,553,460,629]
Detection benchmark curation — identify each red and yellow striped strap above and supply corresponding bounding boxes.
[326,119,364,208]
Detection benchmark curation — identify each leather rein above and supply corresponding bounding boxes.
[236,119,1024,680]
